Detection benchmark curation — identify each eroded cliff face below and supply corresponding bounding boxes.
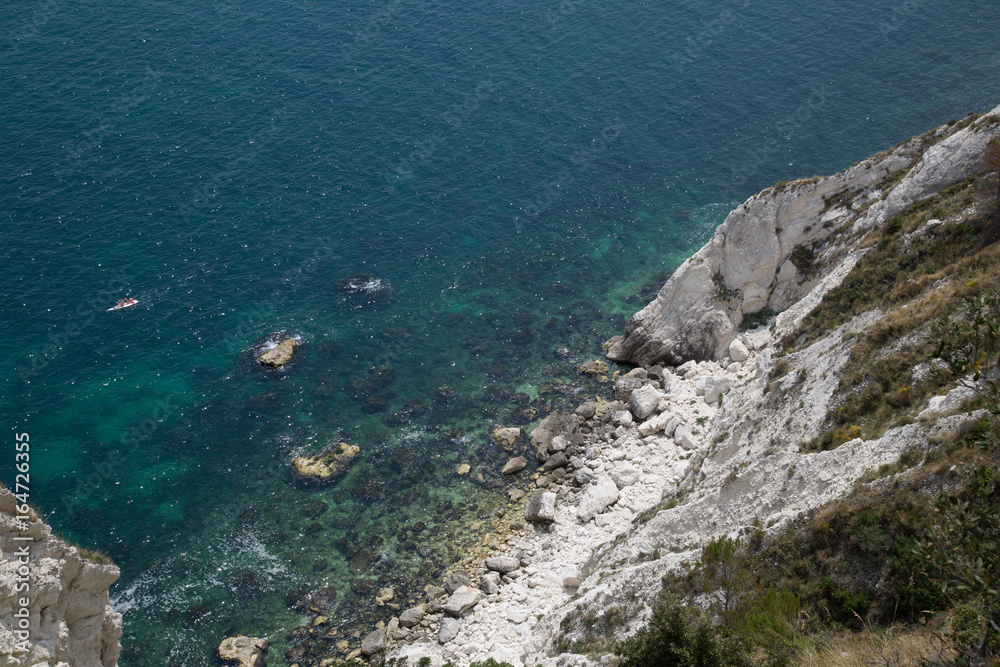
[0,487,122,667]
[606,103,1000,367]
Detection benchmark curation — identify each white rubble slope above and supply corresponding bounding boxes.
[389,102,1000,667]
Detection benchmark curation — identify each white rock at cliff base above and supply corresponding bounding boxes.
[728,338,749,362]
[577,476,620,522]
[629,384,662,420]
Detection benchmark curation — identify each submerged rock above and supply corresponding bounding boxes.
[492,426,522,450]
[501,456,527,475]
[577,359,610,380]
[217,635,268,667]
[258,338,298,367]
[291,442,360,482]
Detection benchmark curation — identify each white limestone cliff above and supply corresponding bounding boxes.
[606,103,1000,367]
[0,487,122,667]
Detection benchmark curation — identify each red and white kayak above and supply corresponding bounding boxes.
[108,298,138,311]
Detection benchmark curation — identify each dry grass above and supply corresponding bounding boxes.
[795,622,955,667]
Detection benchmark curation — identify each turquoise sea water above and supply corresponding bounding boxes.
[2,0,1000,663]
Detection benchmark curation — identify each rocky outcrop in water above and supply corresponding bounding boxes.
[258,338,298,367]
[0,487,121,667]
[217,635,268,667]
[291,442,360,482]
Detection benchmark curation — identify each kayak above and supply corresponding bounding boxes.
[108,298,138,311]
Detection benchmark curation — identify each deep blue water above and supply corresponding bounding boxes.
[2,0,999,663]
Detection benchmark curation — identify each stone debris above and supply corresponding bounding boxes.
[523,490,557,522]
[360,629,386,656]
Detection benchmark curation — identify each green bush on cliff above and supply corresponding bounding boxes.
[617,597,755,667]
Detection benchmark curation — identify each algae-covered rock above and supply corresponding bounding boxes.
[291,442,360,482]
[492,426,522,450]
[217,635,268,667]
[258,338,298,367]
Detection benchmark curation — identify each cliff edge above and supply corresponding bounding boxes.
[0,487,122,667]
[605,102,1000,366]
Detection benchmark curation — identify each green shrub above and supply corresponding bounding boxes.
[617,597,754,667]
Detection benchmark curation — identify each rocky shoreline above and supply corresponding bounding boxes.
[362,102,1000,667]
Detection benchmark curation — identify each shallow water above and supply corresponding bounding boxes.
[2,0,1000,663]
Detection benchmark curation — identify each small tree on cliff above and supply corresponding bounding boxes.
[986,137,1000,224]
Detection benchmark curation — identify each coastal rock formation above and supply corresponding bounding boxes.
[258,337,298,367]
[217,635,268,667]
[0,487,122,667]
[606,104,1000,366]
[380,102,1000,667]
[291,442,359,482]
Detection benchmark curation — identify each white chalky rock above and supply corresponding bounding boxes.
[444,586,481,616]
[704,376,733,404]
[610,462,641,489]
[728,338,749,362]
[629,384,662,420]
[674,424,698,450]
[577,476,620,522]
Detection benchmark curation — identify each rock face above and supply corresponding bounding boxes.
[606,104,1000,366]
[258,337,298,366]
[218,636,268,667]
[0,487,122,667]
[291,442,360,482]
[379,102,1000,667]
